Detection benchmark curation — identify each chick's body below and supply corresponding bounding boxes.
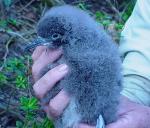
[37,5,122,128]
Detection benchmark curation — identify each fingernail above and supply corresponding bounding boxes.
[58,64,68,72]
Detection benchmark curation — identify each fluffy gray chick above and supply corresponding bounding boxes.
[29,5,122,128]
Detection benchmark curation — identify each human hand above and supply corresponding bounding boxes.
[106,96,150,128]
[31,46,95,128]
[32,47,150,128]
[79,95,150,128]
[32,46,70,118]
[81,96,150,128]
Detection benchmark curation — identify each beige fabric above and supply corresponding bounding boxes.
[120,0,150,106]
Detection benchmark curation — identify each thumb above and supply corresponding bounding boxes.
[106,117,128,128]
[78,123,95,128]
[106,111,143,128]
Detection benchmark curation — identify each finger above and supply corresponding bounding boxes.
[48,90,70,118]
[32,46,47,62]
[33,64,69,99]
[78,123,95,128]
[32,48,62,81]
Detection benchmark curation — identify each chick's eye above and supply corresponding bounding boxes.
[52,33,61,41]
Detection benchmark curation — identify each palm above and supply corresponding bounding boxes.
[79,96,150,128]
[106,96,150,128]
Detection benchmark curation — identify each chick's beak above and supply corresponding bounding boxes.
[24,37,52,51]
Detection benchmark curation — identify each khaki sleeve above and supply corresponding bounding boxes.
[119,0,150,106]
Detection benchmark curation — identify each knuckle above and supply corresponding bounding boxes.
[33,82,44,99]
[44,70,53,80]
[44,69,60,85]
[49,103,61,117]
[33,74,53,99]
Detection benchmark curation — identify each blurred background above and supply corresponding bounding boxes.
[0,0,135,127]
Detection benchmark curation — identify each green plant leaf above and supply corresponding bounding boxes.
[40,117,54,128]
[32,122,39,128]
[7,18,18,26]
[101,20,111,27]
[3,0,12,7]
[115,23,124,30]
[16,121,23,128]
[0,20,7,28]
[95,11,105,21]
[78,3,87,10]
[15,75,28,89]
[5,58,26,74]
[122,2,134,22]
[20,97,39,111]
[0,73,7,85]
